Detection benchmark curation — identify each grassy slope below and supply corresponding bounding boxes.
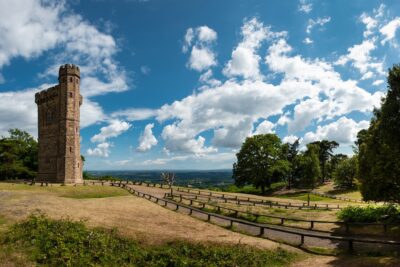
[1,182,399,267]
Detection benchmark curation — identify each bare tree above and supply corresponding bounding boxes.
[161,172,175,196]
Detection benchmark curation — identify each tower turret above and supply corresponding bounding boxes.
[35,64,83,184]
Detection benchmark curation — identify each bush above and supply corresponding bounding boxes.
[2,214,297,266]
[337,205,400,223]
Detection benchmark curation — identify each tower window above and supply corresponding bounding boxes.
[70,77,73,82]
[70,147,72,153]
[70,92,73,98]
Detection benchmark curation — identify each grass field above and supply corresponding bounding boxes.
[1,182,399,267]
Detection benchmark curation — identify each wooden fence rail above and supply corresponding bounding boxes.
[168,193,398,234]
[110,182,400,254]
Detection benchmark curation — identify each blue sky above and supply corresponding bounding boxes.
[1,0,400,170]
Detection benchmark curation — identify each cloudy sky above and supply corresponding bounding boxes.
[0,0,399,170]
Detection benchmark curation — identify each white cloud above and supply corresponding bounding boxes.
[254,120,275,134]
[188,46,217,72]
[223,18,286,80]
[372,79,384,86]
[199,69,221,87]
[298,0,312,14]
[111,108,157,121]
[283,135,299,144]
[306,17,331,34]
[0,0,129,134]
[137,123,158,152]
[80,98,105,128]
[303,37,313,44]
[0,87,40,137]
[302,117,369,144]
[183,26,217,72]
[87,142,111,157]
[197,26,217,42]
[335,39,384,76]
[380,17,400,45]
[91,120,131,143]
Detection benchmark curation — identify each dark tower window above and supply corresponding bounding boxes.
[70,77,73,82]
[70,92,73,98]
[70,147,72,153]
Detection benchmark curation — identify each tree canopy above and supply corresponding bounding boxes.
[357,65,400,203]
[0,129,38,180]
[233,134,290,194]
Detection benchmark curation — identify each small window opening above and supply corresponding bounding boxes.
[70,147,72,153]
[70,77,73,82]
[69,92,73,98]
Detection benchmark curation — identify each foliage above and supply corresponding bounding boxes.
[224,182,286,195]
[337,205,400,223]
[282,139,300,189]
[310,140,339,182]
[233,134,290,194]
[358,65,400,203]
[333,156,358,188]
[293,144,321,188]
[2,214,297,267]
[0,129,38,180]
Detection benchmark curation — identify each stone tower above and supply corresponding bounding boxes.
[35,64,83,184]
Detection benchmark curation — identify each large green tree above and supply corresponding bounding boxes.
[283,139,300,189]
[0,129,38,180]
[311,140,339,183]
[333,156,357,188]
[358,65,400,203]
[233,134,290,194]
[293,143,321,188]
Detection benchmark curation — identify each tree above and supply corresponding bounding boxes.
[327,153,348,179]
[333,156,357,188]
[233,134,290,194]
[0,129,38,180]
[161,172,176,195]
[358,65,400,203]
[293,143,321,188]
[283,139,300,189]
[311,140,339,183]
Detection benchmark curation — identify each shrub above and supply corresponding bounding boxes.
[2,214,297,266]
[337,205,400,223]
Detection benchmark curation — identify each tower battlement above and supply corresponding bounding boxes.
[35,85,59,104]
[59,64,80,78]
[36,64,83,184]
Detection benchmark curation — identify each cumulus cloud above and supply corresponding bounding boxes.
[183,26,217,72]
[136,123,158,152]
[87,142,112,157]
[254,120,275,135]
[335,39,384,77]
[372,79,384,86]
[90,120,131,143]
[223,18,286,80]
[153,18,383,156]
[380,17,400,45]
[0,0,128,135]
[302,117,369,144]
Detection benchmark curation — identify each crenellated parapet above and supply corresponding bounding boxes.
[35,85,59,105]
[58,64,80,78]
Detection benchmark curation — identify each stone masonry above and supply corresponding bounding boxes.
[35,64,83,184]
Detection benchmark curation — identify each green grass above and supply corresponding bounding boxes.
[277,192,333,202]
[0,183,130,199]
[0,214,299,267]
[58,186,130,199]
[224,182,286,195]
